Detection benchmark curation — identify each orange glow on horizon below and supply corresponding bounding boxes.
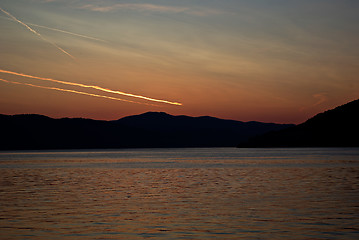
[0,69,182,106]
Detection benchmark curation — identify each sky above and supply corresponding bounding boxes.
[0,0,358,124]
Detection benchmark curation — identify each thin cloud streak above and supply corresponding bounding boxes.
[0,78,158,106]
[0,69,182,106]
[79,3,224,16]
[0,7,75,59]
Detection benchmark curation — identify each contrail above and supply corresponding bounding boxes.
[0,15,107,42]
[29,22,107,43]
[0,7,75,59]
[0,78,158,106]
[0,69,182,106]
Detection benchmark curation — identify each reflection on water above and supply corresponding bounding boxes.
[0,148,359,239]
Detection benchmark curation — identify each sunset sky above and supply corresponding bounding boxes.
[1,0,358,124]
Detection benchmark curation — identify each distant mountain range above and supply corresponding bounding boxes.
[237,99,359,147]
[2,99,357,150]
[0,112,292,150]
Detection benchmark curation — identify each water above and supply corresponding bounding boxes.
[0,148,359,239]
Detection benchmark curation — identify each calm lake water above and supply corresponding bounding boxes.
[1,148,359,239]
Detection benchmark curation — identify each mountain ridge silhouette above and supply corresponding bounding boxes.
[0,112,293,150]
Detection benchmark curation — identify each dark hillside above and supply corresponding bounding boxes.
[238,99,359,147]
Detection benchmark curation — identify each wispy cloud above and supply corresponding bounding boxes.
[312,93,328,106]
[79,3,224,16]
[299,92,329,112]
[80,3,185,13]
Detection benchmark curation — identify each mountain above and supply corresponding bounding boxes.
[0,112,293,150]
[237,99,359,147]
